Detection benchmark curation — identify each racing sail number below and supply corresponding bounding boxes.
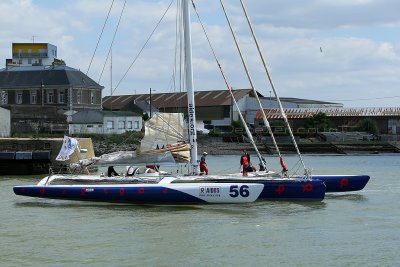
[229,185,250,198]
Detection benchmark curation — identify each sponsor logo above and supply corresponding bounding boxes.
[199,186,221,197]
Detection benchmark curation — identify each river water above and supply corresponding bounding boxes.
[1,154,399,267]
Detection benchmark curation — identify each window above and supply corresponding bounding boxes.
[59,91,65,103]
[106,121,114,129]
[134,121,140,129]
[127,121,133,129]
[1,91,8,104]
[118,121,125,129]
[30,91,37,104]
[47,92,54,103]
[16,92,23,104]
[77,91,81,104]
[90,91,95,104]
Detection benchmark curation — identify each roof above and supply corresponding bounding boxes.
[102,89,257,110]
[277,97,341,106]
[0,65,103,89]
[255,107,400,120]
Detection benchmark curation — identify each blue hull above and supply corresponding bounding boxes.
[13,186,207,204]
[303,175,370,192]
[13,178,326,204]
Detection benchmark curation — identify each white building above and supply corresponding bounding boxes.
[8,43,59,66]
[0,107,11,137]
[69,110,142,135]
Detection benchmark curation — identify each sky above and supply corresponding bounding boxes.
[1,0,400,107]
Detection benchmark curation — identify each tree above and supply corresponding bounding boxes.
[304,112,332,132]
[355,118,379,135]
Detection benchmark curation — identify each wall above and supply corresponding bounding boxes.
[0,108,11,137]
[103,115,142,134]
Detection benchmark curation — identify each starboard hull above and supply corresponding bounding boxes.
[13,177,326,204]
[309,175,370,192]
[13,182,265,204]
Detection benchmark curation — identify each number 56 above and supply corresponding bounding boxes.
[229,185,250,198]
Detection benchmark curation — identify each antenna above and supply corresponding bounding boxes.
[31,35,38,43]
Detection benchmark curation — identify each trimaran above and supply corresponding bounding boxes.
[14,0,368,204]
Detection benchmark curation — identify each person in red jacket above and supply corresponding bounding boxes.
[240,150,249,176]
[200,152,208,175]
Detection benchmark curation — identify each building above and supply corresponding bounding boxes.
[254,107,400,135]
[0,43,103,133]
[236,96,342,126]
[8,43,59,66]
[0,107,11,137]
[102,89,342,128]
[69,110,142,135]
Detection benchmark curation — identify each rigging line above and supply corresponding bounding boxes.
[113,0,175,94]
[98,0,127,84]
[219,0,284,172]
[191,0,266,170]
[239,0,309,177]
[86,0,115,76]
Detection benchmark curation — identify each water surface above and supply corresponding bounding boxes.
[1,155,399,266]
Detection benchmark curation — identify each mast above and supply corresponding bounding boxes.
[183,0,198,173]
[238,0,308,175]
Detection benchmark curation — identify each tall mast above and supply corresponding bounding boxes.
[183,0,198,173]
[239,0,307,175]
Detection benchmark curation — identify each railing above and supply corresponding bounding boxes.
[12,52,48,58]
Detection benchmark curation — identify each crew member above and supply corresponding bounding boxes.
[107,166,119,177]
[240,150,249,176]
[200,152,209,175]
[242,149,250,164]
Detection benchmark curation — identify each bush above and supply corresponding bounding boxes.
[355,118,379,135]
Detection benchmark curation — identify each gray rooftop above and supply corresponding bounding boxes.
[0,65,103,89]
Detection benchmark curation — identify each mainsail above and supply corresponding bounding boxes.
[140,112,190,163]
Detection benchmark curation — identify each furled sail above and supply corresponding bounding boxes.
[140,113,190,163]
[97,150,176,166]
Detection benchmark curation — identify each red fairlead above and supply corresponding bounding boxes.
[80,188,86,196]
[275,185,285,195]
[339,178,349,188]
[302,183,313,192]
[162,188,169,194]
[39,188,46,196]
[138,188,145,195]
[119,188,125,197]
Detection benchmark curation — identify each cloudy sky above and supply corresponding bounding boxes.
[1,0,400,107]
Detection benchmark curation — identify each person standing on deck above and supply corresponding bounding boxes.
[242,149,250,165]
[240,150,249,176]
[200,152,208,175]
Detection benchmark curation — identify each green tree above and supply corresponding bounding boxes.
[304,112,332,132]
[355,118,379,135]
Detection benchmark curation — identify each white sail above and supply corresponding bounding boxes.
[140,112,190,163]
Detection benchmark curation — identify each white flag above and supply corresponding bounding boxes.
[56,136,79,161]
